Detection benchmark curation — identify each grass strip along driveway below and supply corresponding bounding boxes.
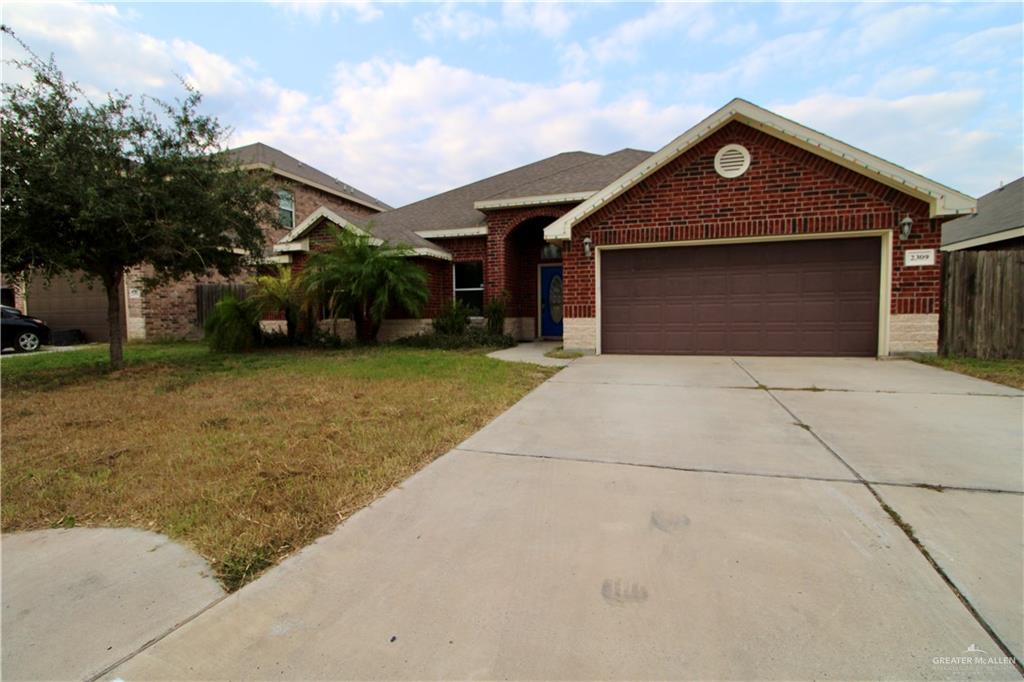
[2,343,557,590]
[914,356,1024,390]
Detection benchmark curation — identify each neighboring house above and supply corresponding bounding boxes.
[938,177,1023,358]
[940,177,1023,253]
[21,143,391,342]
[275,98,976,356]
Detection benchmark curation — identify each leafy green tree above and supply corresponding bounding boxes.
[250,266,305,344]
[303,228,429,343]
[0,28,273,368]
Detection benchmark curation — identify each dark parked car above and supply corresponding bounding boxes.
[1,305,50,352]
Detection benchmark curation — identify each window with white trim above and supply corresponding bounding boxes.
[277,190,295,228]
[453,261,484,314]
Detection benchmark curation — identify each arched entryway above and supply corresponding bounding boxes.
[503,216,563,340]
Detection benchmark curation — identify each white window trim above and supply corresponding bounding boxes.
[453,260,485,306]
[277,189,295,229]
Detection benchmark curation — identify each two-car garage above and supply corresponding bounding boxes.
[599,236,883,357]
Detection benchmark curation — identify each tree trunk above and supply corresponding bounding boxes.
[285,306,298,345]
[353,308,380,344]
[103,269,126,370]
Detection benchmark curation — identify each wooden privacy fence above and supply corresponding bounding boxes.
[940,249,1024,358]
[195,283,251,329]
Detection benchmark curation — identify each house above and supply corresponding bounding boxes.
[940,177,1023,252]
[21,143,391,342]
[938,177,1023,358]
[274,98,976,356]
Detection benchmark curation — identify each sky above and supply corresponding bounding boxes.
[2,1,1022,207]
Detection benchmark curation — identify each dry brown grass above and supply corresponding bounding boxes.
[2,345,557,589]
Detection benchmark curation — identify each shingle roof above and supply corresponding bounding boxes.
[481,149,653,201]
[942,177,1023,248]
[367,151,604,242]
[228,142,392,212]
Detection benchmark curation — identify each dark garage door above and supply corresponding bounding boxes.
[601,237,881,356]
[26,273,111,342]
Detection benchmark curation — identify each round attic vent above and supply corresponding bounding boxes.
[714,144,751,178]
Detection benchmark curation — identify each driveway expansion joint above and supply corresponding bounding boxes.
[731,357,1024,674]
[456,447,863,485]
[87,592,231,682]
[550,378,1020,398]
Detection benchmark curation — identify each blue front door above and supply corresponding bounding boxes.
[539,265,563,338]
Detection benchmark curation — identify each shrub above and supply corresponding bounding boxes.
[393,327,516,350]
[205,295,261,352]
[433,299,472,336]
[483,293,507,336]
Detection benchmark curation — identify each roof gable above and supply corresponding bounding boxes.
[228,142,392,212]
[544,99,976,241]
[274,207,451,261]
[368,152,601,242]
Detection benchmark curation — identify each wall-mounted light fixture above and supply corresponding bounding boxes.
[583,236,593,258]
[899,215,913,240]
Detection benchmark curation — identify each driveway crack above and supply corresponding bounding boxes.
[731,357,1024,675]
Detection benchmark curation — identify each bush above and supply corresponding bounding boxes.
[433,299,472,336]
[205,295,261,352]
[393,327,516,350]
[483,293,507,336]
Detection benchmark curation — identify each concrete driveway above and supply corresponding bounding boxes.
[108,356,1023,680]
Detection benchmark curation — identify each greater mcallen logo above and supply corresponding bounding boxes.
[932,644,1016,667]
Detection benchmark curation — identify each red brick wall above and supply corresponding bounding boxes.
[270,178,379,244]
[482,206,573,314]
[565,120,947,318]
[143,176,383,339]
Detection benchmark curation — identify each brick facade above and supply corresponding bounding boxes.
[546,121,951,353]
[141,178,381,340]
[565,121,945,318]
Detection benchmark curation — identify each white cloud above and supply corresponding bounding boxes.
[774,92,1018,196]
[237,56,710,204]
[562,2,715,76]
[2,0,1018,206]
[681,29,828,98]
[501,2,575,39]
[269,1,382,24]
[414,3,497,42]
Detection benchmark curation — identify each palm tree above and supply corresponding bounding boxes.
[302,228,428,343]
[250,266,305,343]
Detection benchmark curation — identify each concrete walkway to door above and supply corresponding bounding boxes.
[108,356,1023,680]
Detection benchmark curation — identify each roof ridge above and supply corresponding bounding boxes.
[227,141,392,211]
[393,151,600,211]
[477,151,611,201]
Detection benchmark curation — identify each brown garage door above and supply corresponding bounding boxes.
[601,237,881,356]
[27,274,111,342]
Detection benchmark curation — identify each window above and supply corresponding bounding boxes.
[277,190,295,228]
[453,261,484,314]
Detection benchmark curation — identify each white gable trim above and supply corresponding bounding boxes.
[544,98,976,242]
[474,191,596,211]
[278,206,373,244]
[415,226,489,238]
[240,163,385,212]
[410,247,453,261]
[274,207,452,261]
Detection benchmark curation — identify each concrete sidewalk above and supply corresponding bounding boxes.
[2,528,224,681]
[103,356,1022,680]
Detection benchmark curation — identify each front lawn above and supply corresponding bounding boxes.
[915,356,1024,390]
[1,343,557,589]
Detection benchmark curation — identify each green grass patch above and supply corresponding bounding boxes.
[544,346,584,359]
[915,356,1024,390]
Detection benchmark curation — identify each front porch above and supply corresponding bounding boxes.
[483,214,566,342]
